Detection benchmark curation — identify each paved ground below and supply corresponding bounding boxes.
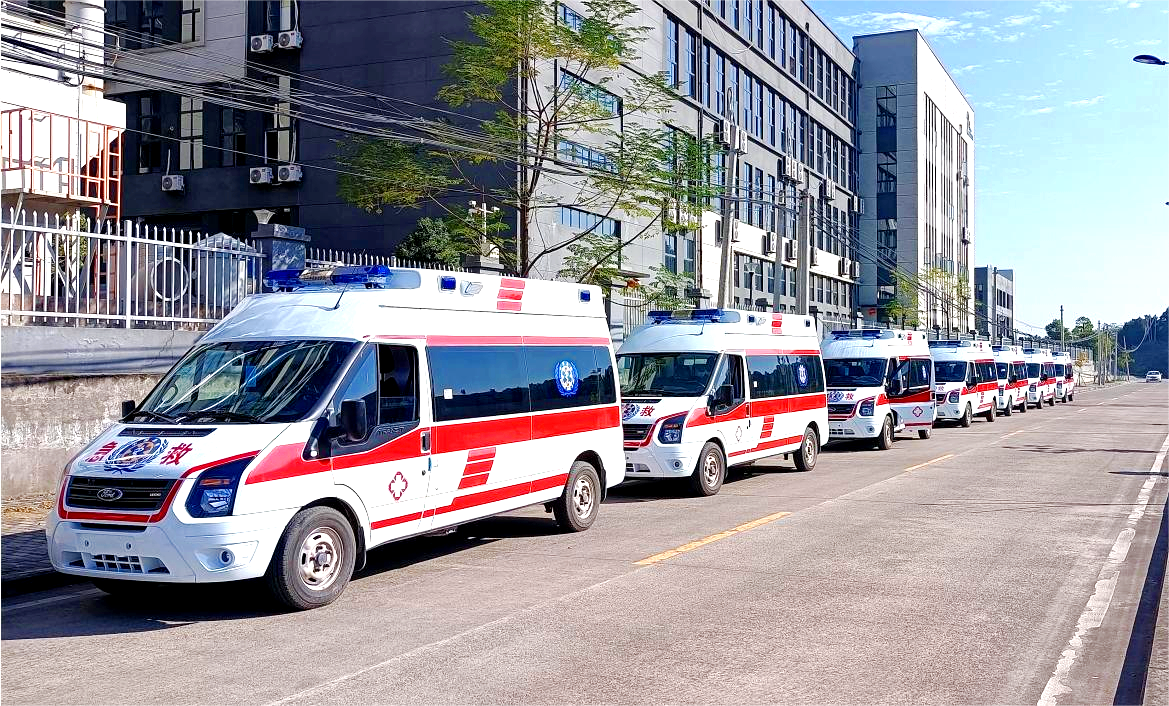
[1,495,55,584]
[1,382,1165,705]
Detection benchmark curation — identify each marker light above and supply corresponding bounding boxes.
[439,276,457,290]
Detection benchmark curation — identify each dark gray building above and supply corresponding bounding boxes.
[974,266,1014,341]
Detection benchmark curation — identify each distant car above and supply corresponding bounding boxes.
[1147,371,1162,382]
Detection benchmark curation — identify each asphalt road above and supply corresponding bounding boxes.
[3,382,1167,706]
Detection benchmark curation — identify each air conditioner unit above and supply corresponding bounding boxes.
[250,34,274,53]
[684,286,710,299]
[277,164,302,183]
[160,174,184,192]
[820,179,835,202]
[730,224,740,243]
[762,231,776,255]
[249,167,274,185]
[850,261,861,279]
[277,30,303,49]
[810,247,819,267]
[838,259,847,277]
[854,196,865,216]
[780,155,804,184]
[783,240,796,262]
[961,226,971,244]
[712,121,730,147]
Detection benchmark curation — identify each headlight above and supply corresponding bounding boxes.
[858,398,875,417]
[947,391,960,403]
[657,413,687,444]
[1029,383,1037,391]
[186,456,255,518]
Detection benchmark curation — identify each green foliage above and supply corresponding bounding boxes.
[556,230,623,291]
[335,139,456,214]
[639,266,695,310]
[1045,318,1070,342]
[394,218,476,268]
[882,271,920,327]
[1070,316,1094,341]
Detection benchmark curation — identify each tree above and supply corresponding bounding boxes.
[393,217,482,268]
[1070,316,1094,341]
[1046,318,1070,342]
[335,0,714,280]
[881,271,920,328]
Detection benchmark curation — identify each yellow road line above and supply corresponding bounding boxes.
[904,453,955,472]
[635,510,791,566]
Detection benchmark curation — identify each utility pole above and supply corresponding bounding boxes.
[795,183,811,315]
[1060,304,1065,353]
[468,199,500,257]
[716,90,744,309]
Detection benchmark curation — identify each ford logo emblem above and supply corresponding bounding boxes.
[96,487,123,502]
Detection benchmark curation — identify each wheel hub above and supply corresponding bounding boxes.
[299,528,342,591]
[572,476,594,519]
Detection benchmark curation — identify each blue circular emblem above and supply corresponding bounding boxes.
[795,363,809,387]
[554,360,580,397]
[105,436,168,474]
[622,403,641,421]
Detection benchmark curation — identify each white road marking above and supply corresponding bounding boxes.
[1036,432,1169,706]
[2,588,100,614]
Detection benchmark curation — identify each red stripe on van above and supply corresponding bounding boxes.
[370,511,423,530]
[729,434,804,457]
[896,390,934,403]
[532,406,620,439]
[496,300,523,311]
[466,447,496,463]
[500,278,526,290]
[750,393,828,416]
[523,336,611,346]
[427,335,524,346]
[497,288,524,301]
[463,459,494,477]
[245,443,334,484]
[686,402,749,427]
[745,349,821,356]
[458,473,490,490]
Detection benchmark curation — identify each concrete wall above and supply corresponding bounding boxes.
[1,326,203,498]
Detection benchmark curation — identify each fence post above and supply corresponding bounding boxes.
[121,219,132,328]
[251,223,309,289]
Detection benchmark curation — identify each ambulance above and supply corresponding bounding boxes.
[822,329,935,449]
[1023,347,1057,408]
[46,266,624,610]
[929,339,999,426]
[1053,351,1076,403]
[991,345,1030,415]
[617,310,827,496]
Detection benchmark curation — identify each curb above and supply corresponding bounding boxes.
[1,568,85,597]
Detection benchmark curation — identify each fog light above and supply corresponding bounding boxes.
[219,549,234,566]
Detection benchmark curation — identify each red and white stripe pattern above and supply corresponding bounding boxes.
[497,278,525,311]
[759,415,775,439]
[459,447,496,489]
[771,314,783,334]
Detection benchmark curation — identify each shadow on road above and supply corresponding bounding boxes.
[1109,471,1169,477]
[1006,445,1156,455]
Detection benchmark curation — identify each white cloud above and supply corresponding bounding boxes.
[1038,1,1070,12]
[1040,23,1054,29]
[1106,38,1125,47]
[1127,1,1141,7]
[997,32,1025,42]
[1045,79,1064,87]
[994,58,1021,64]
[952,64,983,75]
[962,10,990,19]
[1002,15,1039,26]
[1067,95,1104,107]
[834,12,972,41]
[1134,39,1163,46]
[1018,93,1046,101]
[1023,106,1055,115]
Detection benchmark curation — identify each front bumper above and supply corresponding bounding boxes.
[935,401,964,420]
[46,504,297,583]
[829,416,881,439]
[623,440,702,480]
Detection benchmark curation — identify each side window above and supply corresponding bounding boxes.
[334,347,378,439]
[747,354,794,398]
[888,358,910,397]
[377,345,418,425]
[428,346,530,422]
[910,359,932,390]
[525,345,614,412]
[710,354,746,412]
[792,354,825,393]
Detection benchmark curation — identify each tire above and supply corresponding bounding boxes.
[1003,398,1013,417]
[984,404,996,423]
[689,442,725,497]
[553,459,602,530]
[1047,396,1055,407]
[793,426,819,472]
[266,506,356,611]
[918,428,932,440]
[959,404,973,428]
[876,416,894,450]
[1019,397,1027,413]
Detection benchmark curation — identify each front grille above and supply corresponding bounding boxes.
[935,393,947,404]
[66,476,176,511]
[828,403,855,417]
[64,551,170,574]
[623,424,651,442]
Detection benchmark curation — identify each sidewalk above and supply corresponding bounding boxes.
[1,494,76,593]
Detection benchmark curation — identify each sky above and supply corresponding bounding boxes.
[809,0,1169,334]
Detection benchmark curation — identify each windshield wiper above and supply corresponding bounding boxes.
[125,409,180,424]
[177,409,263,424]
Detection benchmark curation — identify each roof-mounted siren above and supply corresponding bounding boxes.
[928,339,966,348]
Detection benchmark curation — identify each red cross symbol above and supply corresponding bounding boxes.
[160,443,194,466]
[388,471,409,501]
[912,406,924,417]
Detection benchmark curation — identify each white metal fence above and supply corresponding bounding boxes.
[305,246,469,272]
[2,209,262,330]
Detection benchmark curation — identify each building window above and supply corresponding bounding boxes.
[180,0,201,43]
[744,0,753,41]
[559,206,620,237]
[140,0,165,45]
[220,107,246,167]
[560,3,584,31]
[815,50,824,100]
[265,0,296,33]
[753,167,763,227]
[767,90,776,146]
[665,16,678,88]
[877,152,897,194]
[714,50,725,117]
[664,231,678,273]
[685,24,698,98]
[265,78,294,164]
[683,233,696,275]
[766,175,775,231]
[137,93,161,174]
[732,0,740,30]
[766,261,775,294]
[877,86,897,128]
[558,139,616,172]
[560,70,620,118]
[877,219,897,262]
[767,4,776,58]
[179,97,203,170]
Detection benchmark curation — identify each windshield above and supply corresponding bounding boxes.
[618,352,719,397]
[1026,363,1042,378]
[1054,364,1065,376]
[135,340,356,424]
[995,363,1009,380]
[934,361,968,383]
[825,358,887,388]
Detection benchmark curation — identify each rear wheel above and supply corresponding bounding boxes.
[553,460,602,531]
[917,428,932,440]
[793,426,819,472]
[959,404,973,428]
[689,442,725,496]
[266,506,356,611]
[1003,398,1013,417]
[875,416,894,450]
[1047,395,1055,407]
[1019,396,1028,413]
[984,404,996,422]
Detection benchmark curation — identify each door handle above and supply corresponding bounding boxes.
[420,429,431,453]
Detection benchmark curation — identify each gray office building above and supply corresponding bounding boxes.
[975,266,1015,342]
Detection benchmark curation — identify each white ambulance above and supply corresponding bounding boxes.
[1023,347,1057,408]
[991,345,1030,415]
[822,329,936,449]
[617,310,827,496]
[46,266,624,609]
[930,340,1000,426]
[1053,351,1076,403]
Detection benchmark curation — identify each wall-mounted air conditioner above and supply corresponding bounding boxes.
[762,231,776,255]
[250,167,274,185]
[838,259,847,277]
[277,164,302,183]
[160,174,184,192]
[810,247,819,267]
[783,240,796,262]
[277,30,303,49]
[250,34,274,53]
[820,179,835,202]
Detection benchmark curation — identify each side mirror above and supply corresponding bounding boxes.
[888,379,903,396]
[339,399,368,442]
[1040,373,1048,382]
[121,400,136,418]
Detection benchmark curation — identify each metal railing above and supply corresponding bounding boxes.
[2,209,263,330]
[305,246,469,272]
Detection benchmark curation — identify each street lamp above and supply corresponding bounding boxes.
[1133,54,1167,65]
[468,200,500,258]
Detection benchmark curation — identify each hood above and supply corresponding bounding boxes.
[69,423,291,479]
[934,381,965,393]
[620,397,699,426]
[826,387,882,404]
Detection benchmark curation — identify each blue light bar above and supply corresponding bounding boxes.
[264,265,421,291]
[647,309,741,324]
[264,269,305,291]
[331,265,391,286]
[830,329,890,339]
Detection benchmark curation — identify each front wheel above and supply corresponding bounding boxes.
[553,460,602,531]
[1019,397,1028,413]
[959,404,973,428]
[876,416,894,450]
[793,426,819,472]
[689,442,726,497]
[1003,399,1013,417]
[267,506,356,611]
[984,404,996,422]
[918,428,932,440]
[1047,396,1055,407]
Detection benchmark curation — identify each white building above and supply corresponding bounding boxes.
[853,30,974,334]
[1,0,126,221]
